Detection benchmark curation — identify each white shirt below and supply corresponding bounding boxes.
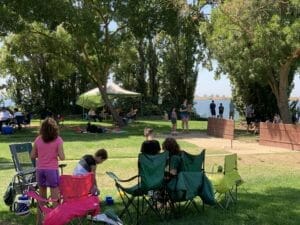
[0,110,12,121]
[14,111,23,117]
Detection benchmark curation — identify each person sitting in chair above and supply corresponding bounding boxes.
[126,108,138,120]
[162,137,182,178]
[88,109,98,122]
[13,108,24,130]
[140,128,161,155]
[0,107,12,132]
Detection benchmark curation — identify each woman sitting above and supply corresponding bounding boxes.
[162,137,182,179]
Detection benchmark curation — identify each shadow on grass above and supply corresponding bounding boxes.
[0,209,35,225]
[234,128,259,141]
[0,157,12,163]
[1,187,299,225]
[1,121,207,144]
[0,163,14,170]
[113,187,300,225]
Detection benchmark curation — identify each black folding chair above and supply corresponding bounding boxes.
[9,143,36,195]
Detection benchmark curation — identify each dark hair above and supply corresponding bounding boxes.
[95,149,108,160]
[40,117,59,143]
[162,137,180,155]
[144,128,153,137]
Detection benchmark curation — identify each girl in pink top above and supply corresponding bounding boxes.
[31,117,65,205]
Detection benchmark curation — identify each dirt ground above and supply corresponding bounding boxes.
[161,132,300,168]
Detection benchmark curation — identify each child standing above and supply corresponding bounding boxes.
[31,118,65,205]
[171,108,177,135]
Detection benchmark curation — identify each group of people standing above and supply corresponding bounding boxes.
[209,100,234,119]
[169,99,192,135]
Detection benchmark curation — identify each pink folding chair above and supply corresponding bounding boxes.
[27,173,100,225]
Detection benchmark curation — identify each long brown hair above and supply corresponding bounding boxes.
[162,137,180,155]
[40,117,59,143]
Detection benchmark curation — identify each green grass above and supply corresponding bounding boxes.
[0,119,299,225]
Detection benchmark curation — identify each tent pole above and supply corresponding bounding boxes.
[140,98,143,117]
[82,97,85,120]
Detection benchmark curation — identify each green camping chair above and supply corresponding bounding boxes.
[208,153,243,209]
[106,151,169,224]
[167,150,215,215]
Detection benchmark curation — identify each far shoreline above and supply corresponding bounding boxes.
[194,96,300,101]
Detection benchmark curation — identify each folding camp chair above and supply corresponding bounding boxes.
[106,151,169,225]
[27,173,100,225]
[207,153,243,209]
[9,143,36,197]
[167,149,215,215]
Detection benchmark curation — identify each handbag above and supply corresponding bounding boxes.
[3,181,16,207]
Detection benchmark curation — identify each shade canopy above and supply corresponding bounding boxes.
[76,83,141,109]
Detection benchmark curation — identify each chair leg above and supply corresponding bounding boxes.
[36,207,43,225]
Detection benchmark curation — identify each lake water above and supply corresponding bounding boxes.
[194,99,300,120]
[193,99,240,120]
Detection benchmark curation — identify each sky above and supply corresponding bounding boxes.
[1,2,299,99]
[195,66,300,97]
[194,2,300,98]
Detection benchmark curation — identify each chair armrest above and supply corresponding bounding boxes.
[59,164,67,169]
[26,191,59,203]
[106,171,139,182]
[18,168,36,176]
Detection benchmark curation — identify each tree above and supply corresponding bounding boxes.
[1,0,210,120]
[0,22,90,114]
[202,0,300,123]
[1,0,132,125]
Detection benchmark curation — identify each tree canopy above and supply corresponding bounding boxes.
[1,0,210,122]
[202,0,300,123]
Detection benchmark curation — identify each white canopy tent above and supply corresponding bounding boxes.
[76,83,141,109]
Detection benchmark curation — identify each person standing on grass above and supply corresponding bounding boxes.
[180,99,190,133]
[73,149,108,195]
[170,108,177,135]
[31,117,65,206]
[140,128,161,155]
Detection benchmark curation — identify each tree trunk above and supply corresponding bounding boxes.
[276,62,292,123]
[147,38,158,103]
[137,39,147,98]
[97,84,124,127]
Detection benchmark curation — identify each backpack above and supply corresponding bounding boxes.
[3,182,16,207]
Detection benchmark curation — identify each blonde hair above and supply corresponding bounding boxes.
[144,128,153,137]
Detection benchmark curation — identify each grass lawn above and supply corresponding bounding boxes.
[0,119,300,225]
